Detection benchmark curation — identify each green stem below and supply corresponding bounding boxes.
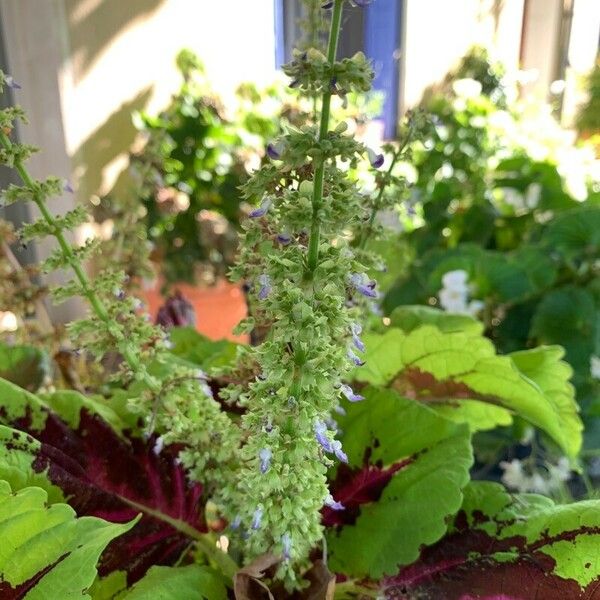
[306,0,344,274]
[0,131,160,393]
[359,137,408,249]
[118,496,238,580]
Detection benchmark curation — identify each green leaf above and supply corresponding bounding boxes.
[388,305,484,335]
[339,386,462,467]
[0,343,51,392]
[121,565,228,600]
[328,390,473,579]
[0,480,136,599]
[168,327,239,369]
[354,325,581,454]
[530,285,598,380]
[0,424,65,502]
[541,206,600,257]
[391,481,600,597]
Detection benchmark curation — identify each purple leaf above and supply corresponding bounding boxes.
[0,385,208,586]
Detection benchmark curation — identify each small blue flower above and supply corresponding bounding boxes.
[230,515,241,530]
[258,274,271,300]
[314,420,332,452]
[4,75,21,90]
[252,507,263,530]
[367,148,385,169]
[277,232,292,245]
[199,379,214,399]
[64,181,74,194]
[249,197,272,218]
[347,348,365,367]
[259,448,272,474]
[331,440,348,463]
[324,494,345,511]
[351,322,365,352]
[281,532,292,560]
[334,405,347,416]
[349,273,378,298]
[340,383,364,402]
[266,140,286,160]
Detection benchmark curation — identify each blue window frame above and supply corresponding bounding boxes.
[274,0,403,139]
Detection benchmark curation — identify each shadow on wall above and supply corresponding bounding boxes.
[73,87,153,203]
[65,0,166,79]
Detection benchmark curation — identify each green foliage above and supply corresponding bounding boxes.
[120,565,227,600]
[0,480,135,598]
[132,50,301,284]
[454,481,600,587]
[383,52,599,450]
[0,342,51,391]
[354,318,581,454]
[331,434,472,577]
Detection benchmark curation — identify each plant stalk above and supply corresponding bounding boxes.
[0,131,161,393]
[306,0,344,274]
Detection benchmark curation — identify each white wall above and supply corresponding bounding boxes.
[60,0,277,199]
[400,0,525,110]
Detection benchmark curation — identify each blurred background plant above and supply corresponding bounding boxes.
[376,47,599,490]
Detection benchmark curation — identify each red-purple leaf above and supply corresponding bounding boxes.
[384,482,600,599]
[0,380,206,585]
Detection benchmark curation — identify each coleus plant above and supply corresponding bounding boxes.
[0,1,600,598]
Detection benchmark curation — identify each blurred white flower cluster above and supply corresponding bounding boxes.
[500,457,571,495]
[438,270,484,316]
[591,355,600,380]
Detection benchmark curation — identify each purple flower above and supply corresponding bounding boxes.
[331,440,348,463]
[230,515,241,530]
[340,383,364,402]
[198,379,214,399]
[64,181,74,194]
[249,197,272,218]
[351,322,365,352]
[334,405,347,416]
[282,532,292,560]
[266,140,286,160]
[347,348,365,367]
[349,273,378,298]
[367,148,385,169]
[324,494,345,511]
[155,291,196,328]
[277,232,292,245]
[259,448,272,474]
[4,75,21,90]
[314,420,332,452]
[258,274,271,300]
[252,507,263,530]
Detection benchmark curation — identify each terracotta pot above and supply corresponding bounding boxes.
[141,278,249,344]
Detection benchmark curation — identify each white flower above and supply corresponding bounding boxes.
[466,299,485,316]
[441,269,469,291]
[548,457,571,483]
[452,78,483,99]
[590,355,600,380]
[500,459,528,491]
[438,270,483,317]
[524,183,541,209]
